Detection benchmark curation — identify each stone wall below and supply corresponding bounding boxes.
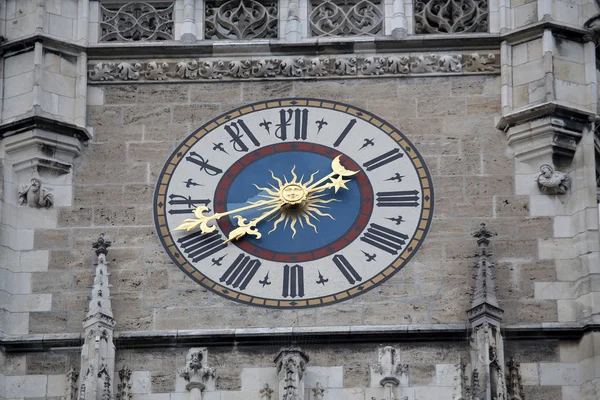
[18,75,558,333]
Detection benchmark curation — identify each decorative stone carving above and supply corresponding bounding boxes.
[205,0,278,40]
[116,62,141,81]
[309,0,384,37]
[372,346,408,400]
[275,347,309,400]
[312,382,325,400]
[65,366,79,400]
[88,52,499,83]
[414,0,488,34]
[100,2,174,42]
[116,367,132,400]
[464,53,496,72]
[506,357,524,400]
[78,234,116,400]
[179,348,216,398]
[260,383,274,400]
[18,177,53,208]
[452,360,470,400]
[536,164,571,195]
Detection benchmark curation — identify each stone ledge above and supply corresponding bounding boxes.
[1,323,597,352]
[0,115,91,142]
[501,20,593,46]
[496,101,597,131]
[0,33,86,56]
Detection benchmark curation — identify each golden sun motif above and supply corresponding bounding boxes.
[251,167,341,239]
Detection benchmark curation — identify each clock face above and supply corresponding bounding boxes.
[154,98,434,308]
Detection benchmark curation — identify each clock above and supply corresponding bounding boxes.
[154,98,434,308]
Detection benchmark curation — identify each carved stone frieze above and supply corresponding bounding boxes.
[205,0,278,40]
[536,164,571,195]
[414,0,488,34]
[309,0,384,37]
[18,177,53,208]
[100,2,174,42]
[116,367,132,400]
[89,52,500,83]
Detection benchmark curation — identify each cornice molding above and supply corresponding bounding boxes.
[2,323,598,352]
[87,52,500,83]
[0,115,92,142]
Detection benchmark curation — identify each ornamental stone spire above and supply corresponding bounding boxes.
[467,224,504,327]
[78,233,117,400]
[466,224,507,400]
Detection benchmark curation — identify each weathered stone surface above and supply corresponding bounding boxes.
[34,230,70,250]
[29,311,69,333]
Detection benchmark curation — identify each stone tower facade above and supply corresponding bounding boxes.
[1,1,600,399]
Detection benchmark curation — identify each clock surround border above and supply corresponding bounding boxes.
[153,98,435,309]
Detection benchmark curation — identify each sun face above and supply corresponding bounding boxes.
[251,167,340,238]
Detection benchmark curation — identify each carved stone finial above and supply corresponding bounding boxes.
[65,366,79,400]
[275,347,309,400]
[536,164,570,195]
[116,366,132,400]
[312,382,325,400]
[18,177,53,208]
[371,346,408,400]
[506,357,524,400]
[93,233,112,256]
[260,383,274,400]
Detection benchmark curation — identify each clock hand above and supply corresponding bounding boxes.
[174,198,280,233]
[307,155,358,195]
[224,203,284,243]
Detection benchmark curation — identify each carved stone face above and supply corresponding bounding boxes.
[30,178,40,192]
[540,165,553,178]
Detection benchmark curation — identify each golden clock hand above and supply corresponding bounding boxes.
[174,198,280,233]
[224,203,283,243]
[307,155,358,194]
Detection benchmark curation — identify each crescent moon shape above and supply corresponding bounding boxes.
[331,155,359,177]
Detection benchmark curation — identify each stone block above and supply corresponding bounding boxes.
[316,303,363,326]
[466,96,501,116]
[93,205,137,226]
[145,123,191,142]
[466,176,514,197]
[26,352,72,374]
[519,362,539,385]
[453,197,494,218]
[113,308,153,331]
[222,303,270,327]
[396,118,444,136]
[123,105,171,127]
[363,302,429,325]
[409,134,459,156]
[171,104,221,126]
[74,185,123,206]
[143,290,177,308]
[34,229,70,250]
[417,96,466,118]
[495,195,530,217]
[111,292,143,310]
[494,239,538,259]
[138,85,189,104]
[513,2,538,28]
[119,226,159,247]
[4,71,34,98]
[48,249,87,270]
[146,270,169,290]
[29,311,69,333]
[398,77,452,98]
[450,76,489,95]
[151,370,176,393]
[2,375,48,398]
[4,51,34,78]
[517,217,553,238]
[435,363,458,386]
[31,271,71,292]
[52,292,88,311]
[517,300,557,322]
[190,83,242,103]
[130,371,151,393]
[128,142,174,163]
[410,364,436,386]
[367,98,418,121]
[439,155,481,175]
[0,353,27,375]
[431,175,464,199]
[57,207,93,227]
[539,362,579,385]
[554,59,585,85]
[85,142,127,163]
[173,287,212,307]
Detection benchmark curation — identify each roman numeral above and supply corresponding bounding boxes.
[167,194,211,214]
[360,223,409,255]
[282,264,305,298]
[224,119,260,152]
[186,152,223,176]
[333,119,357,147]
[376,190,420,207]
[275,109,308,141]
[219,254,261,290]
[177,231,227,262]
[333,254,362,284]
[363,149,403,171]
